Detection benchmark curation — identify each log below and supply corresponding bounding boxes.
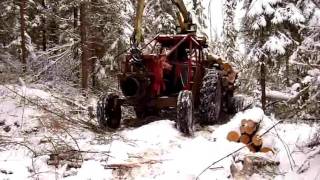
[240,134,251,144]
[240,125,246,134]
[240,119,247,134]
[264,85,310,104]
[260,147,274,154]
[244,120,257,135]
[227,131,240,142]
[265,90,294,101]
[252,131,276,154]
[241,119,247,126]
[246,144,256,152]
[252,135,262,147]
[237,155,279,176]
[259,133,276,154]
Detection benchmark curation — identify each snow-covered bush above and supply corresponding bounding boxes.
[225,0,320,118]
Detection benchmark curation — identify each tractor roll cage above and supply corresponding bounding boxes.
[122,34,207,94]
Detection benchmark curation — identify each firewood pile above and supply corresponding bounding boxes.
[227,119,274,153]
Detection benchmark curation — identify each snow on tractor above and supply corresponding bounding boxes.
[97,33,237,135]
[96,0,238,135]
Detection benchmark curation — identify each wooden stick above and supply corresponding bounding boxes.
[104,159,165,169]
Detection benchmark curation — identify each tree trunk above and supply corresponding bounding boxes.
[80,2,89,89]
[91,56,96,88]
[19,0,27,73]
[41,0,47,51]
[73,6,79,72]
[88,37,96,88]
[74,7,78,29]
[260,57,266,111]
[285,56,289,86]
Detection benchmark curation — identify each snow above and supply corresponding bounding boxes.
[263,33,292,55]
[287,3,305,24]
[67,160,112,180]
[234,0,246,32]
[308,69,320,77]
[0,84,319,179]
[247,0,281,18]
[302,76,313,84]
[272,8,285,24]
[248,0,264,17]
[290,83,301,92]
[309,8,320,26]
[257,16,267,27]
[202,0,224,41]
[270,3,306,25]
[0,149,33,180]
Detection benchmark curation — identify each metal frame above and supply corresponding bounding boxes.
[119,34,208,111]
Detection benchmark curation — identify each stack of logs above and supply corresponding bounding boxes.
[227,119,274,153]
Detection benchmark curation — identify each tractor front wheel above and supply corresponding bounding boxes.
[176,90,194,136]
[97,93,122,129]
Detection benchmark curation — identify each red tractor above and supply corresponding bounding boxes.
[96,0,237,135]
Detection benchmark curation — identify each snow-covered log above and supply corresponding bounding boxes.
[265,90,294,101]
[264,85,310,103]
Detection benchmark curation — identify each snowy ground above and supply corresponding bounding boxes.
[0,84,319,180]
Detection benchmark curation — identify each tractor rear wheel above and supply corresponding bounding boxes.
[199,69,222,124]
[97,93,121,129]
[176,90,194,136]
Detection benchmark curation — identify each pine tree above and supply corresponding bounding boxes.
[192,0,208,37]
[0,1,18,48]
[288,0,320,117]
[241,0,306,90]
[40,0,47,51]
[80,1,89,90]
[239,0,319,117]
[222,0,237,62]
[19,0,27,73]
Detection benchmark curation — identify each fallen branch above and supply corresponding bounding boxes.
[3,85,99,132]
[104,159,167,169]
[50,94,87,111]
[0,141,37,156]
[287,85,310,104]
[29,48,72,83]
